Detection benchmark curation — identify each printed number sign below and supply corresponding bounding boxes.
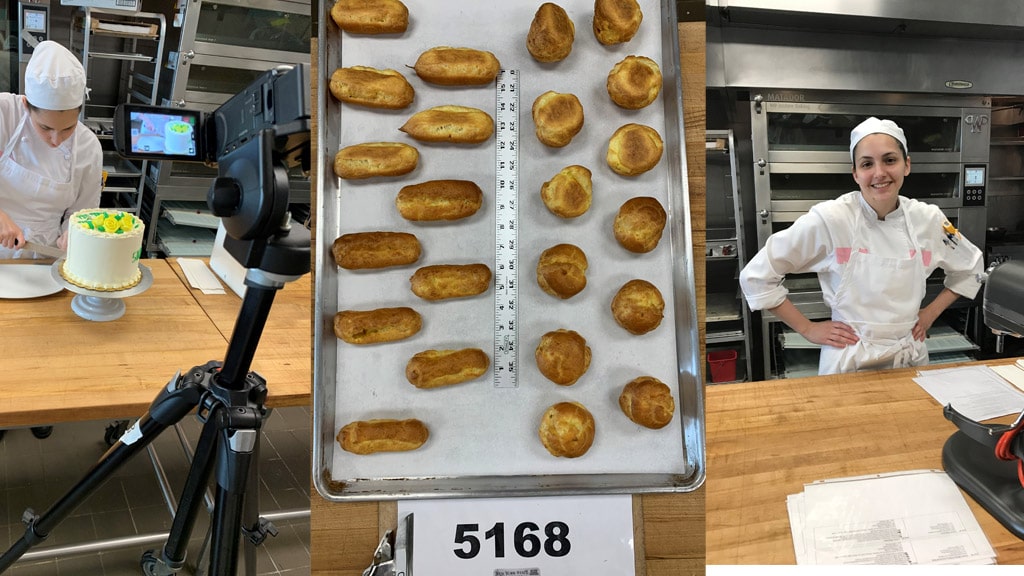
[398,495,635,575]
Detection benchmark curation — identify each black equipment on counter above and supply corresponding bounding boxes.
[944,260,1024,540]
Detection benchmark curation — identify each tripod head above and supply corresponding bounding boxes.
[207,64,312,281]
[208,129,310,281]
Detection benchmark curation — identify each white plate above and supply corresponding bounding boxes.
[135,135,164,153]
[0,264,64,299]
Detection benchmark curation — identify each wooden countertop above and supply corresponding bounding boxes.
[166,257,312,408]
[1,258,312,427]
[309,22,706,576]
[1,259,231,426]
[706,358,1024,564]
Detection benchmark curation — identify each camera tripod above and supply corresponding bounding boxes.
[0,127,310,574]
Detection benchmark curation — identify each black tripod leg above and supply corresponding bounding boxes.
[142,404,224,574]
[242,428,261,576]
[0,370,206,573]
[209,407,262,575]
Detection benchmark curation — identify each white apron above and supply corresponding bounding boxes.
[819,204,929,375]
[0,113,77,259]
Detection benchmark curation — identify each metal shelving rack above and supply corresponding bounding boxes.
[142,0,311,257]
[705,129,754,383]
[70,6,166,215]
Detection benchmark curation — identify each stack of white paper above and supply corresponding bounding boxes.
[788,470,996,565]
[913,364,1024,421]
[176,258,225,295]
[990,359,1024,394]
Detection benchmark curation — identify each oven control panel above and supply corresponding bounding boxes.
[963,164,986,206]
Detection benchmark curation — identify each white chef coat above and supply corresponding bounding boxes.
[0,93,103,258]
[740,191,984,375]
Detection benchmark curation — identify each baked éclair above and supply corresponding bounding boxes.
[410,263,491,301]
[405,348,489,389]
[332,231,421,270]
[541,165,592,218]
[527,2,576,63]
[331,0,409,35]
[606,55,661,110]
[329,66,415,109]
[606,123,663,176]
[610,279,664,335]
[335,142,418,179]
[413,46,500,86]
[337,418,428,455]
[536,243,588,299]
[400,105,494,144]
[593,0,642,45]
[532,91,584,148]
[614,196,667,253]
[538,401,595,458]
[618,376,675,429]
[334,307,422,345]
[396,180,483,221]
[535,329,591,385]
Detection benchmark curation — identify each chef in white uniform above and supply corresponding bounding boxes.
[0,40,103,259]
[740,117,984,375]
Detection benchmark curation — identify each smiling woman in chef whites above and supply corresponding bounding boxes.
[0,41,103,259]
[740,117,984,375]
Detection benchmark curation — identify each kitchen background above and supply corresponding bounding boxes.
[0,0,311,259]
[706,0,1024,382]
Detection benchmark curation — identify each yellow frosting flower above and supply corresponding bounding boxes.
[91,214,105,229]
[119,215,134,231]
[103,217,119,233]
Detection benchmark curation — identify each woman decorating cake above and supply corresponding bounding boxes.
[0,41,103,440]
[0,40,103,260]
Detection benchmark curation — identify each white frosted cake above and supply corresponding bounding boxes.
[61,209,145,291]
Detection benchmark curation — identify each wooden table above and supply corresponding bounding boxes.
[706,359,1024,564]
[308,22,707,576]
[1,258,312,428]
[2,258,231,427]
[166,257,312,408]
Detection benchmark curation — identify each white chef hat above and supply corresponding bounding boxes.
[850,116,907,161]
[24,41,87,111]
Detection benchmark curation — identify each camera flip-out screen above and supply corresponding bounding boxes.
[114,104,206,162]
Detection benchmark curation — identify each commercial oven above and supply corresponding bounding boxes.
[746,91,990,377]
[750,90,990,247]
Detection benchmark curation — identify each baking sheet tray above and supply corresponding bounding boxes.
[313,0,704,500]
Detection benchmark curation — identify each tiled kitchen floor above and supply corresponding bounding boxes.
[0,406,311,575]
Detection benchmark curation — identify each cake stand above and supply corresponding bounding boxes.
[50,258,154,322]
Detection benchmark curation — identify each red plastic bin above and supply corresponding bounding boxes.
[707,349,738,383]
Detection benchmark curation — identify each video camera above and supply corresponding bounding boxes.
[113,63,310,169]
[112,64,312,273]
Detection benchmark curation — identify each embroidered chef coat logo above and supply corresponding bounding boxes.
[942,220,960,249]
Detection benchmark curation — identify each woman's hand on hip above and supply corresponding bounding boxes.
[802,320,859,348]
[0,209,24,250]
[913,310,939,341]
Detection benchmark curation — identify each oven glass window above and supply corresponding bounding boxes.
[767,113,962,153]
[195,3,311,54]
[769,172,959,200]
[185,65,264,95]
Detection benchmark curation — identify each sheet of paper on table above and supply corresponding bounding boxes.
[912,364,1024,421]
[176,258,225,295]
[787,470,995,565]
